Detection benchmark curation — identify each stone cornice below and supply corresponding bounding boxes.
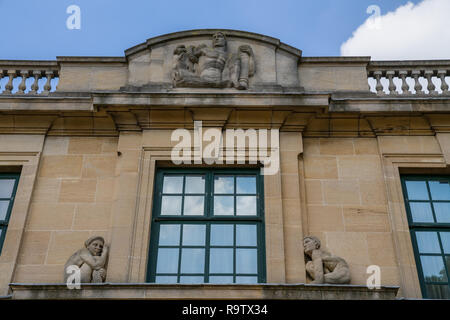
[92,92,330,109]
[330,94,450,113]
[56,56,127,65]
[368,59,450,69]
[301,57,371,65]
[0,96,93,111]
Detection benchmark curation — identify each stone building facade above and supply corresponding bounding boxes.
[0,29,449,299]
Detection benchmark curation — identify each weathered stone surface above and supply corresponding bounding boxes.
[125,29,302,90]
[9,283,399,300]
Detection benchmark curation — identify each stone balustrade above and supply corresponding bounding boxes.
[2,58,450,97]
[0,61,59,95]
[367,61,450,96]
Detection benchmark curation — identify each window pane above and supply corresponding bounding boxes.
[156,248,179,274]
[214,196,234,215]
[161,196,182,215]
[429,181,450,200]
[410,202,434,223]
[152,170,263,283]
[440,232,450,254]
[420,256,448,282]
[181,248,205,273]
[185,176,205,194]
[236,276,258,284]
[426,284,450,299]
[182,225,205,246]
[210,224,233,246]
[236,249,257,274]
[236,196,257,216]
[433,203,450,223]
[155,276,177,284]
[0,200,9,221]
[183,196,204,216]
[237,176,256,194]
[0,179,15,198]
[405,181,429,200]
[159,224,180,246]
[209,248,233,273]
[209,276,233,284]
[214,176,234,194]
[163,176,183,194]
[236,225,257,246]
[416,232,441,254]
[180,276,204,284]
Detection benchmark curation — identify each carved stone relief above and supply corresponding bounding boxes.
[171,32,255,89]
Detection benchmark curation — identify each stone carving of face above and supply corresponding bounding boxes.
[212,32,226,48]
[303,237,319,255]
[87,239,104,256]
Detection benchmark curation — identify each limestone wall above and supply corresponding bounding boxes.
[12,136,118,284]
[4,124,449,299]
[302,138,399,288]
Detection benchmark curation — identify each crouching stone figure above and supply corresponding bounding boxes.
[303,236,350,284]
[63,236,108,283]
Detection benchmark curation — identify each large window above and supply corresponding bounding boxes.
[401,176,450,299]
[147,168,266,284]
[0,173,20,255]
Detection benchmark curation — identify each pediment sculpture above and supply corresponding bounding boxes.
[171,32,255,89]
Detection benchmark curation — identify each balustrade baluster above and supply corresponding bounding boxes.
[29,71,42,95]
[398,71,410,94]
[42,71,54,95]
[411,70,424,95]
[373,71,384,95]
[424,70,437,95]
[386,71,397,95]
[4,70,16,95]
[438,70,449,94]
[17,70,29,94]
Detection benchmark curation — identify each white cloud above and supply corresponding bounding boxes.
[341,0,450,60]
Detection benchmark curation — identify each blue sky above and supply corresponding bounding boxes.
[0,0,424,59]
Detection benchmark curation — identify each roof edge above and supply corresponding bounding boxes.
[124,29,302,58]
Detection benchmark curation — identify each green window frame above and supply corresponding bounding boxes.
[401,175,450,299]
[147,168,266,284]
[0,173,20,255]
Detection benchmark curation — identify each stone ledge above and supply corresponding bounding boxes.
[9,283,399,300]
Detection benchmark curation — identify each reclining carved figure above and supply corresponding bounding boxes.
[172,32,255,90]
